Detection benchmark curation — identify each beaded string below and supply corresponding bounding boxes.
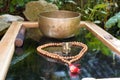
[37,41,88,65]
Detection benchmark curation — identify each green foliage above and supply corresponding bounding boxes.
[105,12,120,28]
[85,33,112,56]
[0,0,3,8]
[78,2,109,24]
[10,0,25,13]
[87,3,108,22]
[46,0,76,9]
[0,0,37,14]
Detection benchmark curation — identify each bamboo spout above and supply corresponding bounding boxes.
[0,22,22,80]
[80,21,120,55]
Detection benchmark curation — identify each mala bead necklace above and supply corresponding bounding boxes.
[37,41,88,74]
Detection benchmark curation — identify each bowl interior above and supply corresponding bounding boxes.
[39,10,80,18]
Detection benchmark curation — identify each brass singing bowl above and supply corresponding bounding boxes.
[38,10,81,39]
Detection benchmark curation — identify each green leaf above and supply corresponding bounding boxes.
[118,18,120,28]
[17,0,24,6]
[105,16,118,28]
[115,12,120,16]
[9,6,15,13]
[93,3,107,10]
[11,0,17,5]
[105,12,120,28]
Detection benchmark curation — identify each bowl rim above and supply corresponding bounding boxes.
[38,10,81,20]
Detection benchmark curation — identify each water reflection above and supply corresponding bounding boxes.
[15,48,24,55]
[6,37,120,80]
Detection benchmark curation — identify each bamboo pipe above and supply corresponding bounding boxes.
[0,22,22,80]
[80,21,120,55]
[22,22,38,28]
[14,22,38,47]
[15,26,26,47]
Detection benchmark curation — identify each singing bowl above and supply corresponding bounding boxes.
[38,10,80,39]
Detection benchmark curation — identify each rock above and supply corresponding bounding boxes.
[24,0,58,41]
[23,0,58,21]
[0,22,10,36]
[0,14,24,22]
[0,22,10,32]
[26,28,43,42]
[0,14,24,36]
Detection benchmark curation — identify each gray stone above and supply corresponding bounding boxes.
[0,22,10,32]
[0,14,24,36]
[0,22,10,36]
[23,0,58,21]
[0,14,24,22]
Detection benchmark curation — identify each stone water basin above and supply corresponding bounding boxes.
[6,36,120,80]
